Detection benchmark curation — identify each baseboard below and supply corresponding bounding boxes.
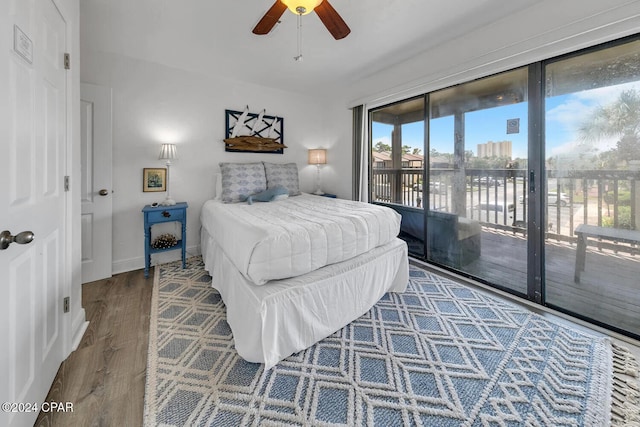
[111,257,143,276]
[112,244,201,275]
[70,308,88,352]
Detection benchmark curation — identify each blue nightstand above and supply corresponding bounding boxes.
[142,202,188,278]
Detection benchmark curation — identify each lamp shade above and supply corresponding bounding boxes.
[159,143,177,160]
[281,0,322,15]
[308,149,326,165]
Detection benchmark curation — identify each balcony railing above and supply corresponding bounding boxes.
[372,167,640,254]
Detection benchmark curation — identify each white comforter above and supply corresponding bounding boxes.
[200,194,401,285]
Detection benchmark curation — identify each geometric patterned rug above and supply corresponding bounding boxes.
[144,257,640,426]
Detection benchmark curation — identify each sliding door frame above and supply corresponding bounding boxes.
[422,93,429,260]
[528,63,545,304]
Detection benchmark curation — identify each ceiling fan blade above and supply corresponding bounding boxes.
[252,1,287,35]
[314,0,350,40]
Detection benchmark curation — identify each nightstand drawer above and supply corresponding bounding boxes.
[146,208,185,223]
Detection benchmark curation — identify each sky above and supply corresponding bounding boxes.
[372,81,639,161]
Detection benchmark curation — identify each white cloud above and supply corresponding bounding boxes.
[573,81,639,104]
[546,98,592,127]
[549,135,618,158]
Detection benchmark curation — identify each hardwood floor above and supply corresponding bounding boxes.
[35,268,154,427]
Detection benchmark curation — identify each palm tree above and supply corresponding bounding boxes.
[578,89,640,166]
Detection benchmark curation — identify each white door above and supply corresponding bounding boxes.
[0,1,68,426]
[81,83,113,283]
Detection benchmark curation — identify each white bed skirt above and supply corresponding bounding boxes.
[201,228,409,369]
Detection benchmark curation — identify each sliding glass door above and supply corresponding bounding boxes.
[370,69,532,297]
[543,38,640,336]
[367,35,640,338]
[370,97,426,255]
[428,68,530,296]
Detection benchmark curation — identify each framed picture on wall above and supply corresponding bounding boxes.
[224,108,285,154]
[143,168,166,192]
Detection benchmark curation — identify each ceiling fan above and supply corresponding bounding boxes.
[253,0,351,40]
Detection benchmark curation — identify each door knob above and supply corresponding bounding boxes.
[99,189,109,196]
[0,230,35,250]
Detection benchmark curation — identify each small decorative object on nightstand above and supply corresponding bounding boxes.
[142,202,188,278]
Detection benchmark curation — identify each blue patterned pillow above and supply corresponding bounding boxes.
[263,162,301,196]
[219,162,267,203]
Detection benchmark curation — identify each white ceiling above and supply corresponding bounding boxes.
[80,0,540,96]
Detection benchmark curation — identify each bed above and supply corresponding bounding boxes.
[200,162,409,368]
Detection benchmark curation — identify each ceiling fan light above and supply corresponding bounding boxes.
[281,0,322,15]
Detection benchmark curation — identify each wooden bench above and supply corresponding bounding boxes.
[574,224,640,283]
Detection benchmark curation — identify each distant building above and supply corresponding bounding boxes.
[477,141,512,158]
[372,151,423,168]
[403,153,424,168]
[372,151,392,169]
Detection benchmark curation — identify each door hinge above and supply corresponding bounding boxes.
[64,53,70,70]
[64,176,70,192]
[63,296,70,313]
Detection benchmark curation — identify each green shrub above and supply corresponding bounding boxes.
[602,205,634,229]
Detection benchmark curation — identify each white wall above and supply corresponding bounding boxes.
[80,52,352,273]
[346,0,640,107]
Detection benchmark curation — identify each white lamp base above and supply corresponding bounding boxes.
[160,198,176,206]
[313,163,325,196]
